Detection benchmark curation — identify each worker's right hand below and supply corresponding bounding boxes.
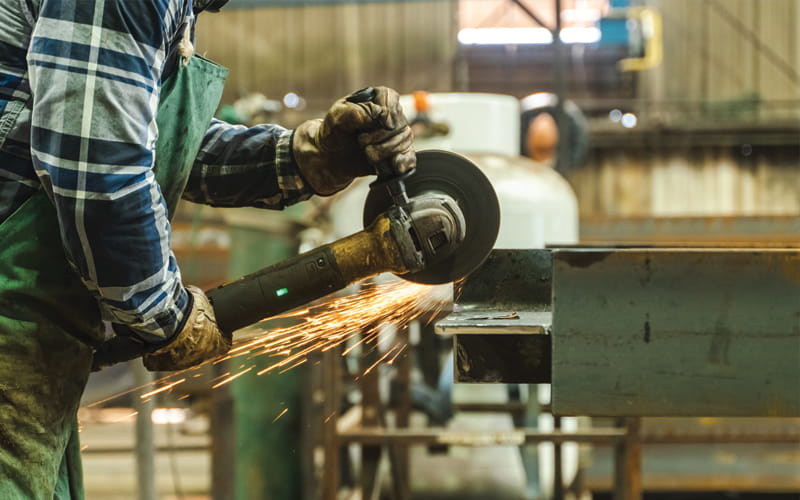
[142,286,232,371]
[292,86,416,196]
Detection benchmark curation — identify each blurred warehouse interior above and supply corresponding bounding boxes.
[81,0,799,499]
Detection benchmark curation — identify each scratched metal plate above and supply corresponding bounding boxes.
[435,249,553,383]
[551,249,800,417]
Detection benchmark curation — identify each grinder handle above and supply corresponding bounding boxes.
[206,246,348,335]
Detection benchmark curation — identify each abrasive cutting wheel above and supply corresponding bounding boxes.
[363,150,500,285]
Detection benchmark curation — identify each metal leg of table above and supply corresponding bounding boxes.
[321,348,341,500]
[553,415,564,500]
[613,417,642,500]
[360,330,383,499]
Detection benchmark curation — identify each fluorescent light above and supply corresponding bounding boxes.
[458,27,552,45]
[458,27,601,45]
[560,27,601,44]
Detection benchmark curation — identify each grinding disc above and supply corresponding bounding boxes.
[363,150,500,285]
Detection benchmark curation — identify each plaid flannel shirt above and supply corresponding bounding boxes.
[0,0,312,343]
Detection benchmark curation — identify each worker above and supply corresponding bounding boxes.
[0,0,415,497]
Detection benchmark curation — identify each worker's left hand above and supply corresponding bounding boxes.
[91,286,231,371]
[293,86,416,196]
[143,286,232,371]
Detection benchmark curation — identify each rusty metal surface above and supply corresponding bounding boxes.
[551,248,800,417]
[435,250,551,334]
[435,249,553,382]
[456,249,552,311]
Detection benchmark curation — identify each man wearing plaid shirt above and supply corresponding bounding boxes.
[0,0,415,496]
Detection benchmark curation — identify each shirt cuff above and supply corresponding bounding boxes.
[277,128,314,205]
[111,284,192,345]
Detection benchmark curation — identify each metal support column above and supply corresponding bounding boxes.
[390,326,411,500]
[553,415,564,500]
[359,328,383,499]
[552,0,570,173]
[133,360,156,500]
[210,362,235,500]
[613,417,642,500]
[321,348,341,500]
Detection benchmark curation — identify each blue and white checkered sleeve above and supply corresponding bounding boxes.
[28,0,191,344]
[182,119,313,208]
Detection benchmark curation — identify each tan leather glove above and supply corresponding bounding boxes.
[143,286,232,371]
[292,86,416,196]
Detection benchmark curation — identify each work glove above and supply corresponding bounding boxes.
[143,286,232,371]
[91,286,231,371]
[293,86,416,196]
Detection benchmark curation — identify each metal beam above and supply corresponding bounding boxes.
[339,426,800,446]
[435,250,553,383]
[551,248,800,417]
[339,428,626,446]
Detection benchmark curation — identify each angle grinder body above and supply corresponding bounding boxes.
[207,150,500,334]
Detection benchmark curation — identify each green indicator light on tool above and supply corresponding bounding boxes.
[276,287,289,297]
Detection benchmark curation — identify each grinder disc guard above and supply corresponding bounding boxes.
[363,150,500,285]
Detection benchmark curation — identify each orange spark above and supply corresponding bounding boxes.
[226,280,449,378]
[83,280,450,408]
[140,378,186,399]
[385,343,407,366]
[272,408,289,423]
[211,367,253,389]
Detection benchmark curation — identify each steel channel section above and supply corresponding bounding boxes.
[551,249,800,417]
[435,249,553,383]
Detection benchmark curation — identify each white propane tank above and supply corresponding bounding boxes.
[398,92,579,248]
[399,93,520,156]
[463,153,578,248]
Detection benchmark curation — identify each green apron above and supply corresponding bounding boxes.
[0,56,227,499]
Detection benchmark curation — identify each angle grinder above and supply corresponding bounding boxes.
[208,148,500,334]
